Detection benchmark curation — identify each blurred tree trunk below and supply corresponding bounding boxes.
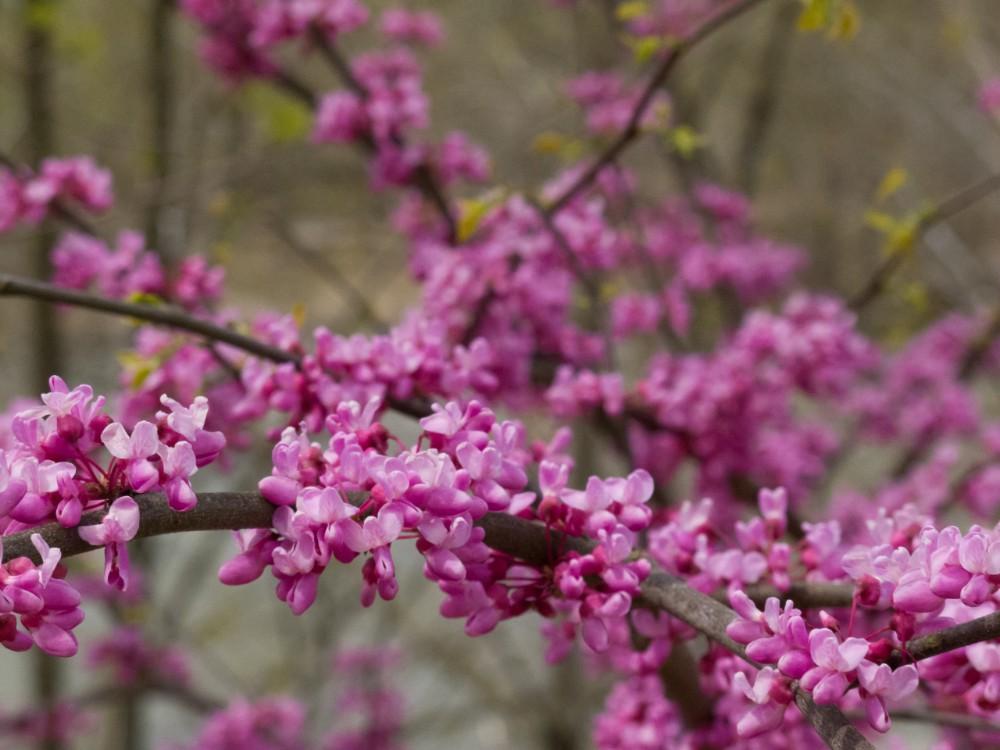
[22,2,63,749]
[145,0,176,261]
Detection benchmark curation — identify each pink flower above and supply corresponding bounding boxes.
[978,78,1000,114]
[102,421,160,493]
[800,628,869,704]
[78,497,141,591]
[856,661,919,732]
[733,667,792,737]
[160,442,197,512]
[341,502,405,553]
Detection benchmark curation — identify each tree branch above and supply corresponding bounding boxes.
[0,272,297,364]
[897,610,1000,664]
[850,171,1000,312]
[543,0,769,217]
[715,581,855,609]
[2,492,872,750]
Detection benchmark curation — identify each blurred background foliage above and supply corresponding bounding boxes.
[0,0,999,747]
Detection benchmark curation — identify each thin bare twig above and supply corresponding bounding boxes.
[850,171,1000,311]
[544,0,769,217]
[0,272,297,363]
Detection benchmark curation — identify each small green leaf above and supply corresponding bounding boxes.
[666,125,706,158]
[456,189,507,243]
[624,34,668,64]
[244,83,312,143]
[875,167,908,202]
[615,1,649,22]
[125,292,165,307]
[797,0,831,32]
[25,0,57,32]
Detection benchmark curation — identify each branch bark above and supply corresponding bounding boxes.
[0,272,296,363]
[897,610,1000,665]
[2,492,872,750]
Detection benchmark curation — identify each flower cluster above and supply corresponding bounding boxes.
[649,488,793,594]
[0,378,223,599]
[325,647,407,750]
[221,398,654,660]
[173,697,305,750]
[0,535,83,657]
[0,156,111,233]
[52,230,225,310]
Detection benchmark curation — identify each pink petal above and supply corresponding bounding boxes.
[109,497,140,540]
[101,423,132,459]
[129,421,160,458]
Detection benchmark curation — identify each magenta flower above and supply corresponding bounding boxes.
[160,441,197,512]
[856,661,918,732]
[102,421,160,493]
[978,78,1000,114]
[78,496,140,591]
[733,667,792,738]
[800,628,870,704]
[341,503,405,553]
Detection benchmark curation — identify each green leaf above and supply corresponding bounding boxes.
[125,292,165,307]
[615,1,649,22]
[875,167,908,202]
[531,131,585,161]
[244,83,312,143]
[25,0,57,32]
[797,0,860,40]
[624,34,669,64]
[797,0,831,32]
[456,189,507,243]
[666,125,706,158]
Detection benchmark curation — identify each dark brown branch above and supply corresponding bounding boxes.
[1,492,274,562]
[850,171,1000,311]
[0,272,297,364]
[2,494,871,749]
[899,610,1000,664]
[544,0,768,217]
[0,272,436,422]
[715,581,855,609]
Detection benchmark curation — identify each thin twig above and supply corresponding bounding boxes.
[306,27,456,242]
[544,0,769,217]
[850,172,1000,311]
[0,272,297,363]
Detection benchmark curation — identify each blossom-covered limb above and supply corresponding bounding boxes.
[2,489,871,750]
[0,492,274,563]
